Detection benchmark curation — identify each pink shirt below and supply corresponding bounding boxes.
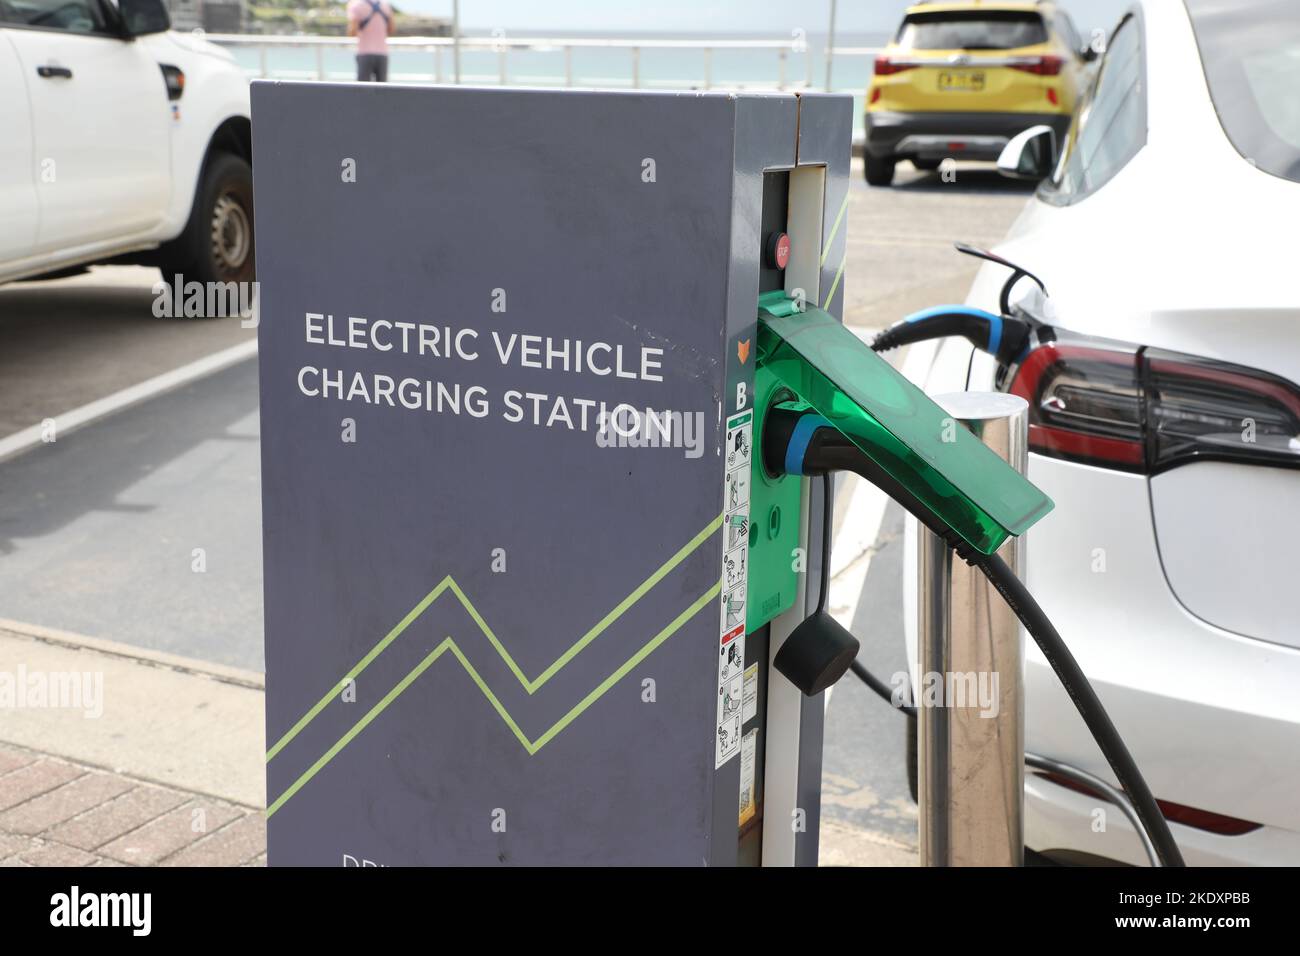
[347,0,392,56]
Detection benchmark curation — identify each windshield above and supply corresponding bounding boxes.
[1184,0,1300,183]
[897,11,1048,51]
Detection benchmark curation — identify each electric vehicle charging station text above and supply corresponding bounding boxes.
[254,84,852,866]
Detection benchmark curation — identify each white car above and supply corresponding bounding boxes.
[905,0,1300,865]
[0,0,252,286]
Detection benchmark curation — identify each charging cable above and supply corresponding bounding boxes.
[872,305,1034,366]
[770,407,1185,867]
[870,243,1051,364]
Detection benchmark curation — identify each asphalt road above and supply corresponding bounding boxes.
[0,266,256,439]
[0,159,1035,859]
[0,359,263,668]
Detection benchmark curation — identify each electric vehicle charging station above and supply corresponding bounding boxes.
[253,82,1182,869]
[254,84,853,866]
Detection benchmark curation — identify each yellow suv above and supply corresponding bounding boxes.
[864,0,1093,185]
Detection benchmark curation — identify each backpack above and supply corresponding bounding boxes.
[359,0,390,31]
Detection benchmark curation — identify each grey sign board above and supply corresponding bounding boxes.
[254,83,849,865]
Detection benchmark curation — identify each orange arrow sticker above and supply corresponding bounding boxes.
[737,339,751,365]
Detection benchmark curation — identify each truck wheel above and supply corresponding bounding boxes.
[864,154,896,186]
[161,151,255,293]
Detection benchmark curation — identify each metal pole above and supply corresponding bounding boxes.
[824,0,837,91]
[918,392,1028,867]
[452,0,461,84]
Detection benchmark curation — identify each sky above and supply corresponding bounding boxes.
[399,0,1135,38]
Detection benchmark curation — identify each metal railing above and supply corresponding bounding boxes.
[204,33,882,91]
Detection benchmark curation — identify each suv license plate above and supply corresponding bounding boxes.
[938,71,986,92]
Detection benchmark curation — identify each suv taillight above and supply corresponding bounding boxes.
[874,57,918,76]
[1009,338,1300,474]
[1008,55,1063,76]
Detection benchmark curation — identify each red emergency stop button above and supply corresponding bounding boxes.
[766,232,791,270]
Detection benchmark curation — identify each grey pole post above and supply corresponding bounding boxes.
[917,392,1028,867]
[452,0,461,84]
[824,0,838,91]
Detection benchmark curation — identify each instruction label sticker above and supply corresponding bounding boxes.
[742,662,759,723]
[716,410,753,768]
[738,728,759,826]
[716,672,743,765]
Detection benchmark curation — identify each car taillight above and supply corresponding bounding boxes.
[1034,771,1262,836]
[1010,337,1300,474]
[1012,343,1145,470]
[1145,350,1300,472]
[1009,55,1063,76]
[874,57,917,76]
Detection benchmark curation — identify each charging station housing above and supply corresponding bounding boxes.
[254,84,851,865]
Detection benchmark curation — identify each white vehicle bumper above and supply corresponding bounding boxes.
[1027,776,1300,866]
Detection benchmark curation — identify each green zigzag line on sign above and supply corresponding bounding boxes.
[266,578,721,818]
[820,192,850,268]
[266,513,723,763]
[823,253,847,311]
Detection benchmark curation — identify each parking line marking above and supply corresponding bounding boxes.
[0,337,258,464]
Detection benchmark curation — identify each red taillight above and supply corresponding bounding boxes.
[1009,55,1063,76]
[1010,343,1145,471]
[1144,349,1300,472]
[1010,337,1300,474]
[1155,801,1262,837]
[1034,771,1262,836]
[874,57,917,76]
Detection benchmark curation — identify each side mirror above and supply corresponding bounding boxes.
[118,0,171,37]
[997,125,1057,182]
[1080,44,1100,62]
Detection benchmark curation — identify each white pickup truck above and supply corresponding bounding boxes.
[1,0,253,286]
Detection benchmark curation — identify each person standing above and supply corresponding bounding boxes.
[347,0,393,83]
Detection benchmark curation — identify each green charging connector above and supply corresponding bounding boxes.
[746,360,804,632]
[756,300,1053,555]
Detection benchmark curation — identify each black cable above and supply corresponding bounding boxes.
[776,410,1183,866]
[828,469,916,718]
[837,547,1183,867]
[844,659,1165,866]
[816,473,832,614]
[824,469,917,718]
[972,551,1185,868]
[848,659,916,718]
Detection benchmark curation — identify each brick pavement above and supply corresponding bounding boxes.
[0,743,265,867]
